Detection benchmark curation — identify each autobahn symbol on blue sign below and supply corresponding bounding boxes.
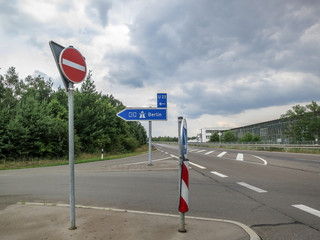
[117,108,167,121]
[157,93,167,108]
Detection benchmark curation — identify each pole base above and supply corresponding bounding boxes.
[68,226,77,230]
[148,163,153,166]
[178,228,187,233]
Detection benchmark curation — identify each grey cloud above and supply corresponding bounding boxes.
[86,0,112,28]
[104,50,149,88]
[114,0,320,116]
[175,75,320,119]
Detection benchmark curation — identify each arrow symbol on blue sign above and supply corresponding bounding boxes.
[117,108,167,121]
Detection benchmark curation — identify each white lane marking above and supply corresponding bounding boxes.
[197,150,206,153]
[170,154,178,159]
[292,204,320,218]
[236,153,243,161]
[62,58,86,72]
[205,151,214,155]
[165,152,168,154]
[211,171,228,178]
[189,149,199,152]
[237,182,267,193]
[251,155,268,165]
[189,162,206,169]
[217,151,227,157]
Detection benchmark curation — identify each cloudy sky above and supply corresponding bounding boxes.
[1,0,320,137]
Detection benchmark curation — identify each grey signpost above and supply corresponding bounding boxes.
[116,94,167,166]
[49,41,87,230]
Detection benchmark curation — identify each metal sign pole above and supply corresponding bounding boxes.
[68,82,76,230]
[148,121,152,166]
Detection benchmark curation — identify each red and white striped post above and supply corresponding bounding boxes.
[178,117,189,232]
[179,159,189,213]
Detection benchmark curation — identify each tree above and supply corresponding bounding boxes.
[209,132,219,142]
[223,130,237,142]
[281,101,320,142]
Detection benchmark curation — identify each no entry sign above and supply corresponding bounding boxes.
[59,47,87,83]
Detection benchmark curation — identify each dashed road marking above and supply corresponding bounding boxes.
[292,204,320,218]
[205,151,214,155]
[236,153,243,161]
[211,171,228,178]
[189,162,206,169]
[217,151,227,157]
[197,150,206,153]
[237,182,267,193]
[188,149,198,152]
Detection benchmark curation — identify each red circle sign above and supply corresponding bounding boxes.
[59,47,87,83]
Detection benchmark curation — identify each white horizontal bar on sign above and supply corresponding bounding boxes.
[211,171,228,178]
[62,58,86,72]
[189,162,206,169]
[237,182,267,193]
[292,204,320,218]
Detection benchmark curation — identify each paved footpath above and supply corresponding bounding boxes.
[0,203,260,240]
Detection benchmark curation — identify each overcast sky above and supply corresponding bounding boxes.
[1,0,320,137]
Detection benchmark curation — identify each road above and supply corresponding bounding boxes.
[0,144,319,239]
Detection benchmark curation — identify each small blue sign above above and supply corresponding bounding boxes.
[117,108,167,121]
[157,93,167,108]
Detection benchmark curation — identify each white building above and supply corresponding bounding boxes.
[198,127,230,142]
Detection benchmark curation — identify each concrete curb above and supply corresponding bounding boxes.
[22,202,260,240]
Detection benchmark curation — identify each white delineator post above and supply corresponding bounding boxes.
[178,117,189,232]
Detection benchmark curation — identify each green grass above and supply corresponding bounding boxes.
[0,145,149,170]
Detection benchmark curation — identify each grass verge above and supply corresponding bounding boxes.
[0,145,149,171]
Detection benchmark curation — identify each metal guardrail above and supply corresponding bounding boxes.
[153,141,320,150]
[189,142,320,149]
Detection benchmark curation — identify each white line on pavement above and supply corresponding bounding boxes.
[122,157,172,166]
[189,162,206,169]
[205,151,214,155]
[188,149,198,152]
[236,153,244,161]
[217,151,227,157]
[197,150,206,153]
[292,204,320,218]
[251,155,268,165]
[237,182,268,193]
[211,171,228,178]
[170,154,178,159]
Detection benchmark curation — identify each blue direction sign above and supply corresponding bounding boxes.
[157,93,167,108]
[117,108,167,121]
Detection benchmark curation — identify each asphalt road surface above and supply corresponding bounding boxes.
[1,144,319,240]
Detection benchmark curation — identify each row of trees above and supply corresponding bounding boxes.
[209,130,261,143]
[0,67,147,160]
